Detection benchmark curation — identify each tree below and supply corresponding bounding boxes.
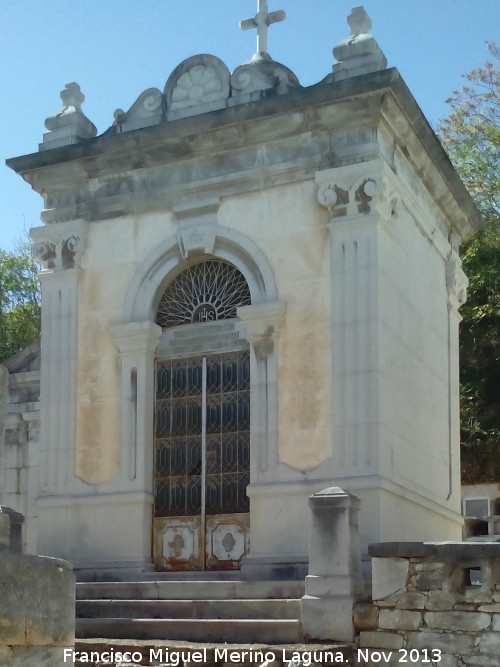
[0,242,41,363]
[439,44,500,483]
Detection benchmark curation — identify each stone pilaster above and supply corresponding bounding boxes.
[237,300,286,478]
[30,220,88,492]
[316,160,395,474]
[109,321,162,490]
[446,252,469,501]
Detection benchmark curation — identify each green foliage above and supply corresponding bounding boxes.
[439,44,500,484]
[0,242,41,362]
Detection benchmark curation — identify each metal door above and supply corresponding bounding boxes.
[153,350,250,570]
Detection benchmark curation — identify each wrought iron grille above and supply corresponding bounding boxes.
[154,350,250,517]
[156,260,251,329]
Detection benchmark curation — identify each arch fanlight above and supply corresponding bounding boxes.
[156,260,251,329]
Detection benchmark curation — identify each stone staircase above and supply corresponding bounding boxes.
[76,577,304,644]
[73,640,355,667]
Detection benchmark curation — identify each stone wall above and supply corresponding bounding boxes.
[354,542,500,667]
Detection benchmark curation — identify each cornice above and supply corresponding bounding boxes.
[7,68,483,241]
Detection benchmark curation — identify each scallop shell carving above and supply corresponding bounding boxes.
[164,55,231,117]
[172,66,222,103]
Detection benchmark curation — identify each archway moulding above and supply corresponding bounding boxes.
[122,225,278,325]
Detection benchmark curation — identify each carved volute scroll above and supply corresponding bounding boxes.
[316,161,400,226]
[113,88,164,132]
[30,221,88,271]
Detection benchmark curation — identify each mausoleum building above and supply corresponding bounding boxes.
[3,6,482,580]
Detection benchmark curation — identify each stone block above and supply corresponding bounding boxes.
[301,593,356,642]
[0,553,75,648]
[407,630,474,653]
[492,614,500,631]
[478,632,500,653]
[353,603,378,630]
[415,571,444,590]
[359,631,404,650]
[379,609,422,631]
[372,557,409,600]
[426,591,456,610]
[0,645,68,667]
[396,592,427,609]
[433,657,458,667]
[424,611,491,632]
[479,603,500,612]
[413,561,446,572]
[463,656,500,667]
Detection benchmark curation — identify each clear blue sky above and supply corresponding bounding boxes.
[1,0,499,251]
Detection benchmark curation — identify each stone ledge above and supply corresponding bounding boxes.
[369,542,500,560]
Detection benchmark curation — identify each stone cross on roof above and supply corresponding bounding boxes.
[240,0,286,58]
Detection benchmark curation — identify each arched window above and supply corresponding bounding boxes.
[156,260,251,328]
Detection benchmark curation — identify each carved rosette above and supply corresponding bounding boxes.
[30,221,88,271]
[446,256,468,313]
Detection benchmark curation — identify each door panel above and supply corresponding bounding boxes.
[153,516,203,571]
[154,350,250,571]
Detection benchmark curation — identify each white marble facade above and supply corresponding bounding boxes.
[3,8,482,578]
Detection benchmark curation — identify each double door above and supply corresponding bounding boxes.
[153,350,250,570]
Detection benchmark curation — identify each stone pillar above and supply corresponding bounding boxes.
[0,513,9,551]
[30,220,88,493]
[0,367,9,550]
[301,487,363,641]
[0,365,7,495]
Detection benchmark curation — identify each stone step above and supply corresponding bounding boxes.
[78,598,301,620]
[77,580,304,601]
[76,618,302,643]
[73,640,355,667]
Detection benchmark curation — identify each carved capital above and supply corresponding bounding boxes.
[110,321,162,357]
[316,161,399,226]
[237,301,286,359]
[30,220,89,271]
[446,256,468,313]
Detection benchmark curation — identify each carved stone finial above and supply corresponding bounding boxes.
[240,0,286,60]
[347,6,371,35]
[40,82,97,152]
[332,6,387,81]
[58,82,85,109]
